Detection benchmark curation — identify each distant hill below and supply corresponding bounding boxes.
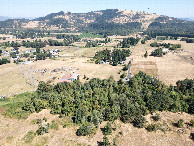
[0,9,194,37]
[0,16,12,21]
[178,18,194,21]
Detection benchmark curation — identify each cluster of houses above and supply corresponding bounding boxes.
[0,47,59,61]
[99,60,126,64]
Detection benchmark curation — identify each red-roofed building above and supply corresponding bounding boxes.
[59,73,80,83]
[61,74,71,80]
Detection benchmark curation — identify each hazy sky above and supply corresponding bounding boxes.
[0,0,193,19]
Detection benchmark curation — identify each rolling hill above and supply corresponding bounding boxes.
[0,9,194,36]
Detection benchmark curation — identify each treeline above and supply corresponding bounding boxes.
[82,22,142,36]
[1,40,46,49]
[0,58,10,65]
[56,34,80,42]
[22,40,46,48]
[93,49,131,66]
[47,39,64,46]
[21,72,193,136]
[121,37,140,48]
[186,38,194,43]
[0,29,48,39]
[47,39,76,46]
[2,41,21,48]
[2,38,75,49]
[14,29,47,39]
[144,22,194,38]
[150,42,181,50]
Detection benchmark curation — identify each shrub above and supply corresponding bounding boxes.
[141,39,146,44]
[177,119,184,128]
[122,64,129,71]
[76,123,95,136]
[144,51,148,58]
[146,124,158,132]
[120,73,126,79]
[36,119,42,126]
[50,120,59,130]
[190,133,194,141]
[133,115,146,128]
[151,114,161,121]
[23,131,36,143]
[190,120,194,127]
[103,122,112,135]
[43,117,47,122]
[103,136,110,146]
[36,125,49,135]
[31,119,37,125]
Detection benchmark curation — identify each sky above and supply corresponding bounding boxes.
[0,0,193,19]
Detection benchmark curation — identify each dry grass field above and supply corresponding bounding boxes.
[0,36,194,96]
[130,40,194,85]
[0,55,121,96]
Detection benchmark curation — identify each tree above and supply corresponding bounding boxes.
[122,64,129,71]
[36,47,40,53]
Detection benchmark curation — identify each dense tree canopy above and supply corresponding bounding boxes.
[22,72,194,136]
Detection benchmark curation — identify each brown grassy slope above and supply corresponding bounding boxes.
[0,110,193,146]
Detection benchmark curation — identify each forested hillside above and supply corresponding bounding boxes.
[145,21,194,38]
